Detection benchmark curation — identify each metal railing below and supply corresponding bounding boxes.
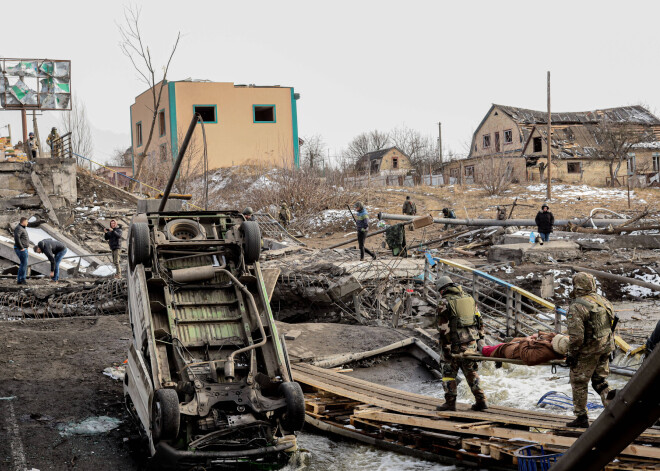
[49,132,72,158]
[424,253,567,339]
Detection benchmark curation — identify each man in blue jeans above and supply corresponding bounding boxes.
[13,217,30,284]
[34,239,67,281]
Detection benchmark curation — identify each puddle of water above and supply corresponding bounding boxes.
[58,416,121,436]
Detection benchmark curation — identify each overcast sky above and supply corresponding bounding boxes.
[2,0,660,164]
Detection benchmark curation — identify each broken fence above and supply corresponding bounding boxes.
[425,253,567,338]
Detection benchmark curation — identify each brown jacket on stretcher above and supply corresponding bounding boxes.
[484,332,568,366]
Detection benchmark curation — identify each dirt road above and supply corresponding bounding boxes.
[0,315,139,471]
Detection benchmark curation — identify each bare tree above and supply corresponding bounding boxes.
[60,94,93,158]
[343,129,390,163]
[589,120,656,186]
[118,5,180,185]
[109,146,132,167]
[301,134,326,169]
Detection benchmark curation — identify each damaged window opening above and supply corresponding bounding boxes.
[158,110,166,137]
[653,153,660,172]
[533,137,542,153]
[136,122,143,147]
[482,134,491,149]
[193,105,217,123]
[504,129,513,144]
[253,105,276,123]
[567,162,581,174]
[392,157,398,169]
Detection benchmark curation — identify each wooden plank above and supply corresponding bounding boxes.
[352,410,660,460]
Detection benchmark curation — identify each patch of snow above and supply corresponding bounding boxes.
[526,184,633,201]
[93,265,116,277]
[28,216,37,223]
[58,416,121,436]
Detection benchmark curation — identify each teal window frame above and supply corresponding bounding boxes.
[136,121,143,147]
[158,109,166,137]
[193,104,218,124]
[253,104,276,123]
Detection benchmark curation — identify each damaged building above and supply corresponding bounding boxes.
[442,104,660,186]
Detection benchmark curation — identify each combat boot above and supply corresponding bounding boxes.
[436,397,456,411]
[471,400,489,412]
[566,414,589,428]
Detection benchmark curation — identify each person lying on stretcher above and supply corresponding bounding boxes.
[479,331,569,366]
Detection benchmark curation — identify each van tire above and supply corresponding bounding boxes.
[241,221,261,264]
[129,222,151,270]
[279,382,305,432]
[152,389,180,442]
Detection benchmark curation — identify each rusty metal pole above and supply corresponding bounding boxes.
[21,108,28,147]
[546,71,552,200]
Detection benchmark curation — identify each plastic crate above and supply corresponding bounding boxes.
[515,444,563,471]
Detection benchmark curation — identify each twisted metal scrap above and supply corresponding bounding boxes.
[0,279,127,320]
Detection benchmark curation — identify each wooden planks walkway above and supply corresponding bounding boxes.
[291,363,660,465]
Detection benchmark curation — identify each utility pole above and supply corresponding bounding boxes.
[437,122,443,164]
[546,71,552,201]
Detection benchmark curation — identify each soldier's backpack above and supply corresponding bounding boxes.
[574,294,615,340]
[446,291,478,328]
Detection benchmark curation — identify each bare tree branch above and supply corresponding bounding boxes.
[118,4,181,187]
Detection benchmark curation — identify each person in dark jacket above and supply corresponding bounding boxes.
[402,196,417,216]
[646,319,660,355]
[104,220,123,278]
[535,204,554,244]
[354,201,376,261]
[34,239,67,281]
[13,217,30,284]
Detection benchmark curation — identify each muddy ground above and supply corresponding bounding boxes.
[0,315,424,471]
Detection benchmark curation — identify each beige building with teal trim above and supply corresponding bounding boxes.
[130,79,300,171]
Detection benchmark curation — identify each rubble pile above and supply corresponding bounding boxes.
[0,278,126,319]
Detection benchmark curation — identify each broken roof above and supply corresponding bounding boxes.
[495,104,660,126]
[357,147,407,163]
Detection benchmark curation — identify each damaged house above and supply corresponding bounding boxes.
[442,104,660,186]
[356,147,412,176]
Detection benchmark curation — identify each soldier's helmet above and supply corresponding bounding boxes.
[406,196,411,200]
[354,201,364,210]
[436,275,454,292]
[442,208,449,215]
[51,127,57,132]
[242,207,254,216]
[572,272,597,295]
[281,202,287,208]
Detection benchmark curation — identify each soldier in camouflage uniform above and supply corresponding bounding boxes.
[565,272,615,428]
[435,276,488,412]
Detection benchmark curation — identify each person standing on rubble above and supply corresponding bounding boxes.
[435,275,488,412]
[565,272,615,428]
[13,217,30,285]
[46,127,61,158]
[27,132,39,159]
[354,201,376,261]
[104,220,123,278]
[402,196,417,216]
[535,204,554,244]
[34,239,67,282]
[278,202,291,228]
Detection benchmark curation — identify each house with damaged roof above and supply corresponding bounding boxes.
[356,147,412,176]
[443,104,660,186]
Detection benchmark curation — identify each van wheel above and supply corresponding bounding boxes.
[279,382,305,432]
[129,222,151,270]
[241,221,261,264]
[152,389,179,441]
